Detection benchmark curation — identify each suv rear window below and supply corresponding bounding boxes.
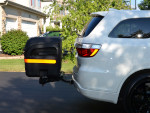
[82,16,103,37]
[109,18,150,39]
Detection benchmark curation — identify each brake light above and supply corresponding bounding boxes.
[76,44,101,57]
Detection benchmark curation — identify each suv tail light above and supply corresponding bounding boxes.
[76,43,101,57]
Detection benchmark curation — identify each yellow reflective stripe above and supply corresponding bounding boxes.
[24,59,56,64]
[90,49,99,56]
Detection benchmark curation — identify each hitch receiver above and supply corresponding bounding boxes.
[39,71,73,86]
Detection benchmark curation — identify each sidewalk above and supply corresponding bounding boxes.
[0,54,24,59]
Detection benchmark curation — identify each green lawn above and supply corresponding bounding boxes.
[0,59,74,73]
[61,60,75,73]
[0,59,25,72]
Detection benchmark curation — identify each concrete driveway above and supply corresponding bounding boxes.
[0,72,125,113]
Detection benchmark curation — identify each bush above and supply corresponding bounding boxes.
[46,25,61,32]
[1,29,29,55]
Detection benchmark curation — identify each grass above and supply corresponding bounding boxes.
[0,59,25,72]
[0,59,75,73]
[61,60,75,73]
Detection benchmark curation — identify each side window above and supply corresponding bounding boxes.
[82,16,103,37]
[109,18,150,39]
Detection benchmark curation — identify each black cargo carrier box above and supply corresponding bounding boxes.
[24,37,62,81]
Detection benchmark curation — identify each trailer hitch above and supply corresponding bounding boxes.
[39,71,73,86]
[60,71,74,84]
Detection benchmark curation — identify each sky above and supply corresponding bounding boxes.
[131,0,143,9]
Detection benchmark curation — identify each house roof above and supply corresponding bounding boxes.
[0,0,46,17]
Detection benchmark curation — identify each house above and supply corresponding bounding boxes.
[0,0,46,37]
[41,0,69,29]
[41,0,53,29]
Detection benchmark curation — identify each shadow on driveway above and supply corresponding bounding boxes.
[0,72,125,113]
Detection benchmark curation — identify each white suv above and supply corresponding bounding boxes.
[73,10,150,113]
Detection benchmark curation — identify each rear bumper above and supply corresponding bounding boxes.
[72,66,118,104]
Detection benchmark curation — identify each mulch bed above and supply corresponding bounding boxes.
[0,54,24,59]
[0,54,23,57]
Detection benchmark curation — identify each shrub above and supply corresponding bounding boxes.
[46,25,61,32]
[1,29,29,55]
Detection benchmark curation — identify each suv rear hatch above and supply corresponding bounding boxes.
[75,11,108,57]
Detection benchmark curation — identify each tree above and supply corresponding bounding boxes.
[50,0,129,60]
[138,0,150,10]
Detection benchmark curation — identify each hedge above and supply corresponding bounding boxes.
[1,29,29,55]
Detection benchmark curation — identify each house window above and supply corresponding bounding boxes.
[31,0,35,7]
[38,0,41,8]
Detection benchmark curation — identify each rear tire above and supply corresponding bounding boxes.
[121,74,150,113]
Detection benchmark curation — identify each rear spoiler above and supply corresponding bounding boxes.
[91,8,120,17]
[91,11,108,17]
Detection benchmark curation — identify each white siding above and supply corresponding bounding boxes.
[41,2,52,27]
[9,0,30,8]
[0,7,2,35]
[5,6,18,16]
[21,10,38,20]
[15,0,29,7]
[8,0,41,11]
